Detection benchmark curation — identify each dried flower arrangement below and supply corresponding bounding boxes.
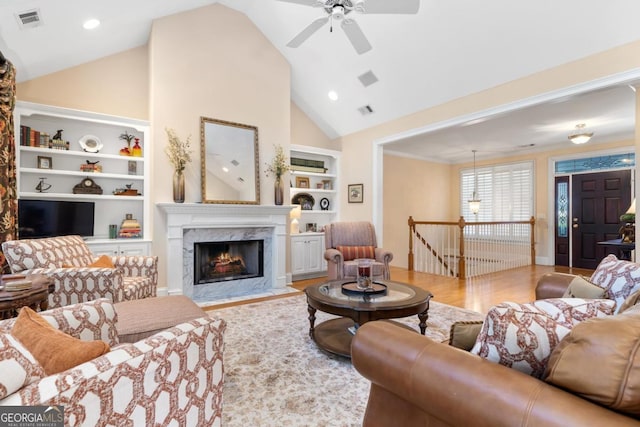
[164,128,193,173]
[265,145,290,179]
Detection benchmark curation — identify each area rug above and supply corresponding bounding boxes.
[207,293,483,427]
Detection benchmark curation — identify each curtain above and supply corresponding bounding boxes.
[0,56,17,273]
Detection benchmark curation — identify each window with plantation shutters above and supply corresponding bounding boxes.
[460,161,534,223]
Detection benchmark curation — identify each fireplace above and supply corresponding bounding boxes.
[194,240,264,284]
[157,203,292,303]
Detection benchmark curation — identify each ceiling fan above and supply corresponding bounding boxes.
[278,0,420,54]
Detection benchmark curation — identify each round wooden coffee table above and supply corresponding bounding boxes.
[0,274,55,319]
[305,280,433,357]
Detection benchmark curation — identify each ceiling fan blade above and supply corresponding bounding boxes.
[341,19,372,54]
[360,0,420,14]
[276,0,322,6]
[287,17,330,48]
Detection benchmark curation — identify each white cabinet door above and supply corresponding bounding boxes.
[306,235,323,272]
[117,242,150,256]
[87,240,151,256]
[290,233,326,280]
[291,237,307,275]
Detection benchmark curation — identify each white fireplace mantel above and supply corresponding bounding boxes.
[157,203,293,299]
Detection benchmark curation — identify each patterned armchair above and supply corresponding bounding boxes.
[0,298,226,426]
[2,235,157,308]
[324,221,393,280]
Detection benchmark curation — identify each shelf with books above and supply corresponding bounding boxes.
[14,101,151,246]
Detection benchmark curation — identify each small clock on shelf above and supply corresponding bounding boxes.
[320,197,330,211]
[73,177,103,195]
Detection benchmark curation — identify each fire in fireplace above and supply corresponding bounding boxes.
[194,240,264,285]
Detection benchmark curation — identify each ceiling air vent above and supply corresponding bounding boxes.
[358,105,374,116]
[358,70,378,87]
[15,8,43,29]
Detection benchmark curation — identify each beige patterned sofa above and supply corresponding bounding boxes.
[0,298,226,426]
[2,235,158,308]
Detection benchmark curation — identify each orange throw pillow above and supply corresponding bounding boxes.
[63,254,115,269]
[336,245,376,261]
[89,255,115,268]
[11,307,110,375]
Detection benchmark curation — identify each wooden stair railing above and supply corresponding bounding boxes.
[409,216,535,279]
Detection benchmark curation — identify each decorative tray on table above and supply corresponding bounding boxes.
[341,281,387,296]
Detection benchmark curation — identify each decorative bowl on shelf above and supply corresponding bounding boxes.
[78,135,103,153]
[292,192,315,210]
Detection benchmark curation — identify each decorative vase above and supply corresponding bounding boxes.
[274,177,284,205]
[132,138,142,157]
[173,171,185,203]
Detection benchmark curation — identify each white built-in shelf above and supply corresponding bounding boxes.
[291,170,336,179]
[21,168,144,181]
[15,101,151,247]
[19,192,144,201]
[291,188,335,195]
[300,210,336,215]
[19,146,145,162]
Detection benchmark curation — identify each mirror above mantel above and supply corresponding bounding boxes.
[200,116,260,204]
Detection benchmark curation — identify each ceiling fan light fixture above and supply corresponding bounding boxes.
[332,5,345,20]
[568,123,593,145]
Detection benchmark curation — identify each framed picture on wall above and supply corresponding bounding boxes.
[348,184,363,203]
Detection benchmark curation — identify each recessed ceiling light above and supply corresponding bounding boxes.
[327,90,338,101]
[222,166,229,173]
[83,19,100,30]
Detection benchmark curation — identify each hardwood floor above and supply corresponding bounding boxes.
[289,264,594,314]
[204,264,594,313]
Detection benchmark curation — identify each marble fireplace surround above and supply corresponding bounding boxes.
[158,204,292,302]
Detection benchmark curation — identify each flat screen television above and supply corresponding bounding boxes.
[18,199,95,238]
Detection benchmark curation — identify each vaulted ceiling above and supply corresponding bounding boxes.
[2,0,640,163]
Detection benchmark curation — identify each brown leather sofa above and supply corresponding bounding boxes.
[535,272,580,299]
[351,273,640,426]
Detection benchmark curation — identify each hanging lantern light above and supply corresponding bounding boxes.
[468,150,481,215]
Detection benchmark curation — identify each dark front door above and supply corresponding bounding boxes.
[571,170,631,269]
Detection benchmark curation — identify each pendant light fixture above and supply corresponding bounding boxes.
[568,123,593,145]
[468,150,481,215]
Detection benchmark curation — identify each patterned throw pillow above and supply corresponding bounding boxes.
[0,333,45,399]
[470,298,615,378]
[590,254,640,313]
[335,245,376,261]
